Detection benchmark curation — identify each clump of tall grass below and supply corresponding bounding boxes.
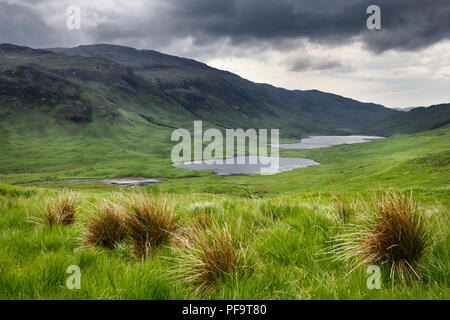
[330,192,431,281]
[169,221,247,296]
[31,191,77,227]
[193,210,212,229]
[121,192,178,258]
[82,200,128,249]
[187,201,219,228]
[334,195,357,223]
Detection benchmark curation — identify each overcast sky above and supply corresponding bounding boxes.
[1,0,450,108]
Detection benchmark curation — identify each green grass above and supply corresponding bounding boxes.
[0,184,35,198]
[0,188,447,299]
[0,126,449,299]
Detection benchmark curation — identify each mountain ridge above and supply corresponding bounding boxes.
[3,43,448,138]
[41,43,398,135]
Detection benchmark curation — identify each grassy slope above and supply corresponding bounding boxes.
[367,104,450,136]
[0,110,182,183]
[0,109,254,183]
[156,125,450,207]
[0,127,448,300]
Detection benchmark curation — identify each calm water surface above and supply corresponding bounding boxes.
[173,156,319,176]
[274,135,384,149]
[173,135,383,175]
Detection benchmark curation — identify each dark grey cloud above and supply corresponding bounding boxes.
[289,57,351,73]
[154,0,450,53]
[1,0,450,54]
[166,0,362,42]
[361,0,450,52]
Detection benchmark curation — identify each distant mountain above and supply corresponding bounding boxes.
[368,103,450,135]
[10,43,450,141]
[44,44,397,136]
[391,107,419,112]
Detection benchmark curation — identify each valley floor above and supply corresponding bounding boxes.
[0,126,449,299]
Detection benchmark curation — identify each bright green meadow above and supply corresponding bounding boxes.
[0,124,448,300]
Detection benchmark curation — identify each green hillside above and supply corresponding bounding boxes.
[1,43,398,137]
[368,104,450,136]
[51,44,398,135]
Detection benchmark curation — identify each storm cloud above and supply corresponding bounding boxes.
[89,0,450,53]
[1,0,450,53]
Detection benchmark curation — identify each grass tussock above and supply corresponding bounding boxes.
[334,195,357,223]
[193,210,213,229]
[169,221,247,296]
[82,200,128,249]
[122,192,178,258]
[34,191,77,226]
[331,192,431,281]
